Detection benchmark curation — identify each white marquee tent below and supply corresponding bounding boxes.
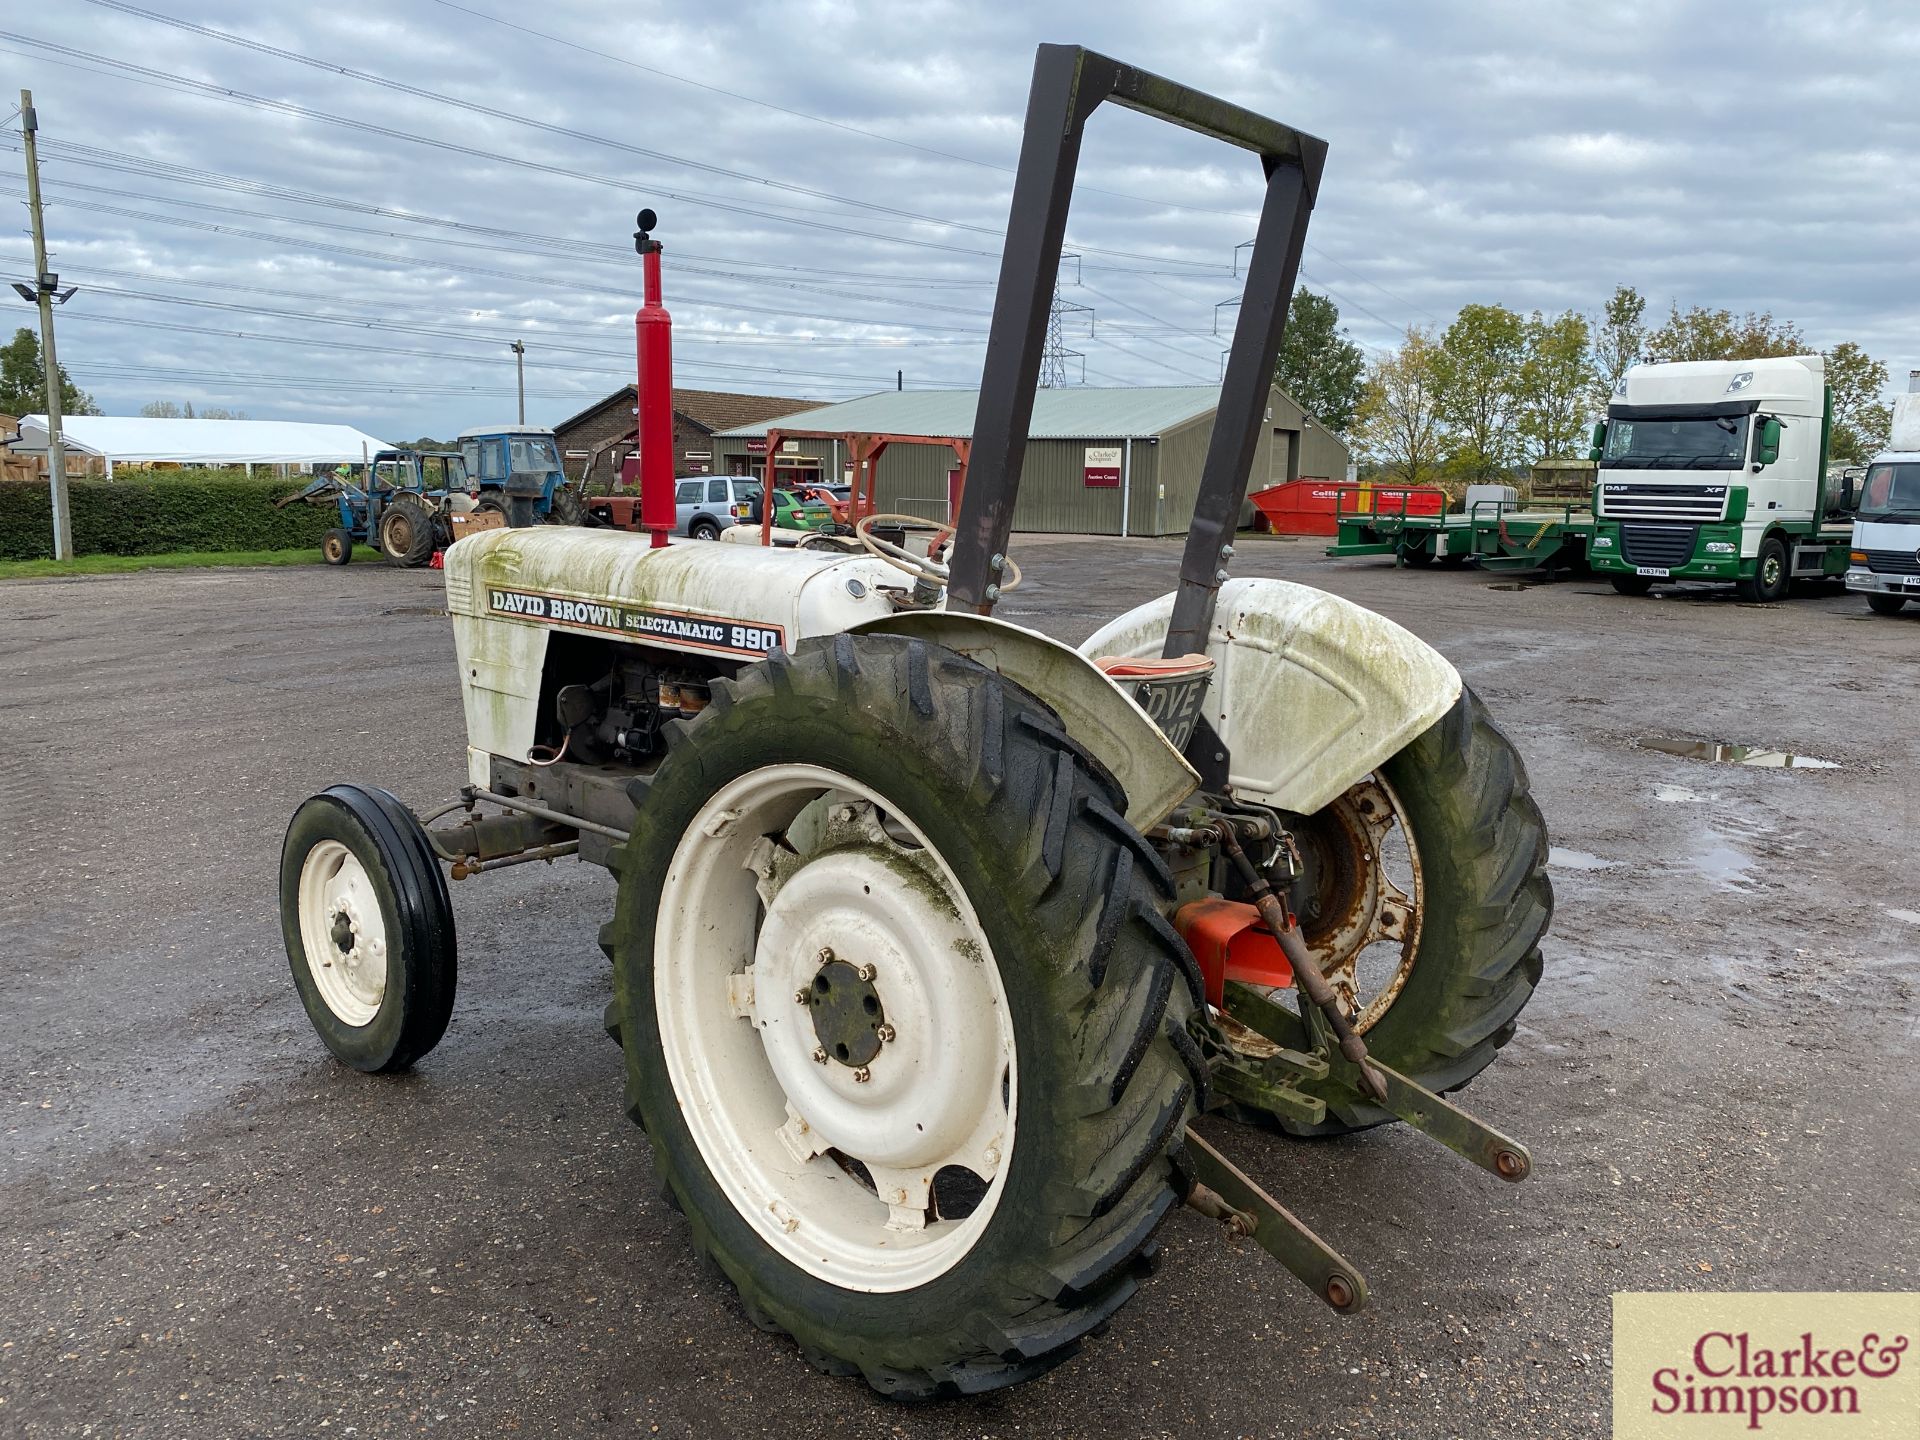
[8,416,394,475]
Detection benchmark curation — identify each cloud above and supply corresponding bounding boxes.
[3,0,1914,438]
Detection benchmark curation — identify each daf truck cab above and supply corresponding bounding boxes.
[1588,355,1852,602]
[1846,388,1920,617]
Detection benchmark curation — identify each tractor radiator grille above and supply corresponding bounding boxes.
[1599,482,1729,522]
[444,570,473,610]
[1864,548,1920,576]
[1620,524,1698,568]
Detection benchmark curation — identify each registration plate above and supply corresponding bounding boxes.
[1635,566,1669,577]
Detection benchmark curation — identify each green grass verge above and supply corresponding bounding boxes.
[0,547,369,580]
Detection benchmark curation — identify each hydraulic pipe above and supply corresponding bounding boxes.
[634,219,675,548]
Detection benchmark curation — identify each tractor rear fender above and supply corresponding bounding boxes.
[846,611,1200,831]
[1077,578,1461,816]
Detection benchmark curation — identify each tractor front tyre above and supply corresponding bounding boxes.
[475,493,509,522]
[1867,593,1906,616]
[1278,688,1550,1135]
[378,498,436,566]
[605,634,1205,1396]
[322,527,354,566]
[1610,575,1655,596]
[279,784,457,1072]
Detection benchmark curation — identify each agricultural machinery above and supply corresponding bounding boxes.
[456,425,588,527]
[278,447,472,567]
[280,46,1551,1398]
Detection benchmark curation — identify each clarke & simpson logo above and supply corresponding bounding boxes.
[1650,1330,1907,1428]
[1613,1294,1918,1438]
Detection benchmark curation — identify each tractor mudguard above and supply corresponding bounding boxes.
[847,611,1200,830]
[1077,578,1461,817]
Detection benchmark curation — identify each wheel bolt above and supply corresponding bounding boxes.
[855,964,876,983]
[851,1066,871,1083]
[810,1047,828,1065]
[795,987,811,1005]
[818,947,834,964]
[875,1023,895,1044]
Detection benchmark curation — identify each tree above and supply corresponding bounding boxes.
[1591,285,1647,404]
[199,406,248,421]
[1644,304,1805,363]
[1515,310,1597,460]
[1433,303,1526,480]
[1349,327,1447,485]
[140,400,182,418]
[0,327,97,416]
[1273,287,1366,433]
[1825,341,1890,465]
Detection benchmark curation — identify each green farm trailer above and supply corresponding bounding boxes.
[1328,489,1596,574]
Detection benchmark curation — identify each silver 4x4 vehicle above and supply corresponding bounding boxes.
[675,475,756,538]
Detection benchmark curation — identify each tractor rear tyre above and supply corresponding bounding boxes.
[1867,593,1906,616]
[322,527,354,566]
[378,498,436,567]
[1610,575,1655,596]
[605,634,1205,1396]
[546,487,589,527]
[280,784,457,1072]
[1275,688,1550,1135]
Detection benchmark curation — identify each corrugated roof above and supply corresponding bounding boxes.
[550,386,820,435]
[717,386,1224,441]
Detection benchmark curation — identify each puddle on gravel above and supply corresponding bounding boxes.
[1887,909,1920,927]
[1691,838,1755,888]
[1653,783,1705,804]
[1639,737,1840,769]
[1549,847,1615,871]
[1486,582,1533,592]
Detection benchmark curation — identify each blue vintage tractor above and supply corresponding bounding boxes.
[279,449,467,567]
[456,427,588,527]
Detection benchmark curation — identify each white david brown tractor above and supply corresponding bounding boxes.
[279,46,1551,1398]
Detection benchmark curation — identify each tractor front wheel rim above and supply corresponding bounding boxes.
[296,839,388,1027]
[655,764,1015,1292]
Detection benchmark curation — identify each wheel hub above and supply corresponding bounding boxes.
[751,845,1000,1176]
[296,840,388,1026]
[805,954,888,1069]
[1285,775,1423,1031]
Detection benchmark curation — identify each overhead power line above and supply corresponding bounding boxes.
[43,11,1240,274]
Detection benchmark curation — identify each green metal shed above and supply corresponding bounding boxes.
[711,384,1349,536]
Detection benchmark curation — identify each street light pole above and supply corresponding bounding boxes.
[510,340,526,425]
[18,90,72,561]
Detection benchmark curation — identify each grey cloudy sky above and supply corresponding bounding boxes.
[4,0,1916,438]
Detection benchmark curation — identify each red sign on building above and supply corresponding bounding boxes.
[1083,445,1122,488]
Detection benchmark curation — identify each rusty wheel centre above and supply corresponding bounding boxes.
[1288,775,1423,1033]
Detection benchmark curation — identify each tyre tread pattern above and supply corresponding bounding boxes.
[604,634,1201,1397]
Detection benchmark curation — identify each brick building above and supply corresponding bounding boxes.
[551,387,821,483]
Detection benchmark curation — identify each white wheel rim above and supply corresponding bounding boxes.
[655,764,1015,1292]
[297,840,389,1027]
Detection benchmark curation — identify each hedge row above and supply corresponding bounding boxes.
[0,471,334,560]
